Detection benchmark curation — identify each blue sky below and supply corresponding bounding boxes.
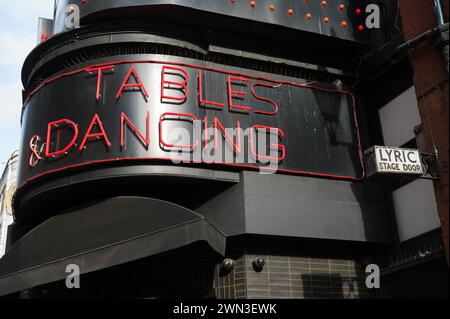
[0,0,54,172]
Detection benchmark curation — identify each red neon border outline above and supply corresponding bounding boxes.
[18,59,366,191]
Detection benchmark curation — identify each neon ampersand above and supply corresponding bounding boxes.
[29,135,45,168]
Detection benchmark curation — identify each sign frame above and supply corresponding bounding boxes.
[365,145,425,177]
[18,58,366,191]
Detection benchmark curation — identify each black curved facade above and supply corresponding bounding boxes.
[2,0,403,299]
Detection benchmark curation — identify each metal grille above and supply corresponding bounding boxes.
[27,42,345,93]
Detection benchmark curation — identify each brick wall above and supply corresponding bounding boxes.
[398,0,449,258]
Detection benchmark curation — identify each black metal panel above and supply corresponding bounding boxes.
[18,55,363,194]
[14,165,239,224]
[197,171,391,243]
[53,0,375,43]
[242,172,390,242]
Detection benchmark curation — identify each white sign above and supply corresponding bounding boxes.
[368,146,424,175]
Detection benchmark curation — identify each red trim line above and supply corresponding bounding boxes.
[18,155,364,192]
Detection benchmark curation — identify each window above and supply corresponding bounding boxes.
[379,86,421,147]
[393,179,442,242]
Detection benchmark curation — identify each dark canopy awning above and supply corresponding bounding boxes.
[0,197,226,296]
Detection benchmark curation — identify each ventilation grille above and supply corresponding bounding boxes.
[27,42,349,93]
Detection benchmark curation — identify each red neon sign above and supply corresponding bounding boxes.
[20,60,365,190]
